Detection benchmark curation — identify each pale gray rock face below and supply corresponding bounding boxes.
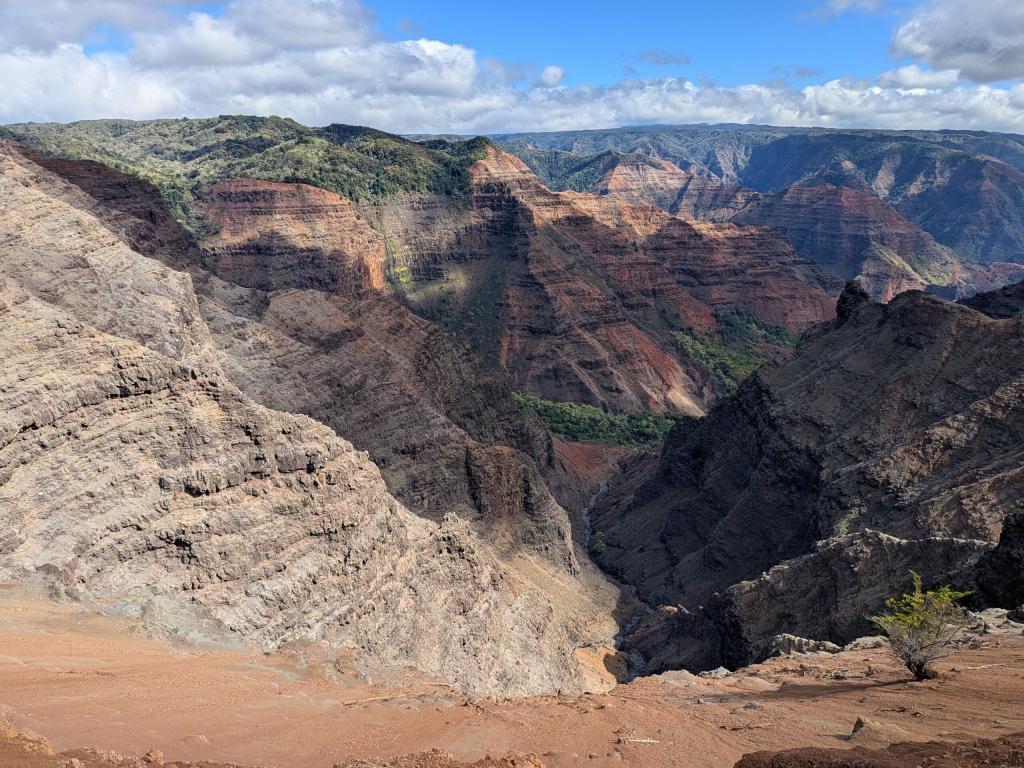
[14,143,613,609]
[717,530,990,664]
[0,141,596,697]
[768,635,841,657]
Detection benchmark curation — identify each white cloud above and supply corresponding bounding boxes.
[538,65,565,88]
[0,45,183,122]
[877,64,961,89]
[133,12,260,67]
[892,0,1024,83]
[228,0,376,50]
[0,1,200,50]
[0,0,1021,134]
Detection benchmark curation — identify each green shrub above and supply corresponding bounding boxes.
[512,392,680,449]
[674,310,800,393]
[870,571,972,681]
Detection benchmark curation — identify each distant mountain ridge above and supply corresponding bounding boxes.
[490,123,1024,299]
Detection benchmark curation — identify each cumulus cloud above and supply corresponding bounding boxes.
[0,1,202,49]
[0,45,183,121]
[538,65,565,88]
[892,0,1024,83]
[133,12,259,67]
[877,64,961,89]
[0,0,1021,134]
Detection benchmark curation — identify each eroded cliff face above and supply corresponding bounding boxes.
[592,155,691,210]
[16,136,843,415]
[976,511,1024,609]
[733,183,1024,302]
[733,184,963,300]
[593,281,1024,669]
[197,180,388,296]
[740,132,1024,265]
[374,148,840,413]
[0,140,616,697]
[21,144,580,561]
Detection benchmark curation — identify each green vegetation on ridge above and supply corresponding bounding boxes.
[513,392,680,449]
[1,117,492,236]
[506,144,664,192]
[674,310,800,394]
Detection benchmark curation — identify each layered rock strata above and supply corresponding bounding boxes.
[0,140,606,696]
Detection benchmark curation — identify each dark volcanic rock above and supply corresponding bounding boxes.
[960,278,1024,318]
[976,511,1024,609]
[595,281,1024,670]
[716,530,989,665]
[622,530,989,673]
[596,283,1024,608]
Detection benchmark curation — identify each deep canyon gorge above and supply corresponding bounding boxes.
[1,117,1024,767]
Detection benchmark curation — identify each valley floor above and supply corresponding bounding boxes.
[2,585,1023,768]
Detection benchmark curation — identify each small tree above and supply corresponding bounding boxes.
[870,571,972,681]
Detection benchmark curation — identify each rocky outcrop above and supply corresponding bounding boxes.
[620,530,989,673]
[0,140,609,697]
[593,281,1024,671]
[596,283,1024,608]
[767,635,841,656]
[715,531,989,665]
[960,278,1024,318]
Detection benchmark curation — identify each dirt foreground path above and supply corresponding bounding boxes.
[2,586,1023,768]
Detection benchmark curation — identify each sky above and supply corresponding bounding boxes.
[0,0,1023,134]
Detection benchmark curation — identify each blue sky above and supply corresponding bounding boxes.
[1,0,1022,133]
[371,0,910,88]
[82,0,914,87]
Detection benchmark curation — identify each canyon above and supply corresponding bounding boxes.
[1,117,1023,767]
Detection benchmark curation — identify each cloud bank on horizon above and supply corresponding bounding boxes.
[0,0,1022,133]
